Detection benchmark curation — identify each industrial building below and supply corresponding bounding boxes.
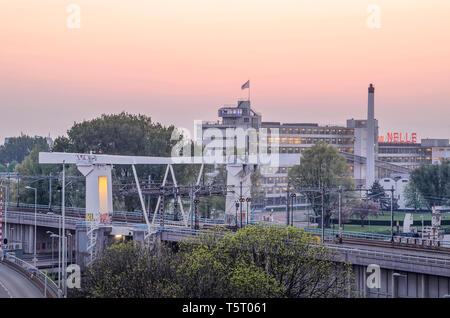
[201,84,450,209]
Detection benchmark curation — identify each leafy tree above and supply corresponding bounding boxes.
[22,113,185,211]
[288,142,354,227]
[367,180,398,211]
[404,182,427,211]
[12,144,66,206]
[250,168,265,206]
[346,199,381,227]
[0,135,49,166]
[72,242,180,298]
[77,225,354,298]
[407,160,450,209]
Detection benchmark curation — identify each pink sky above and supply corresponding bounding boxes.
[1,0,450,144]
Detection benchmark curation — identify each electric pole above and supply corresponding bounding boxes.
[390,185,394,242]
[286,181,290,226]
[338,186,342,242]
[239,181,243,228]
[321,187,325,243]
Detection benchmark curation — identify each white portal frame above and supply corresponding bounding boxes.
[39,152,206,235]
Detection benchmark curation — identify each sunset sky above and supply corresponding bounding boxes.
[1,0,450,144]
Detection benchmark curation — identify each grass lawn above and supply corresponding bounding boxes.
[332,224,392,235]
[350,211,435,222]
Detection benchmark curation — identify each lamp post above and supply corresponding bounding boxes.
[62,161,67,298]
[338,186,342,241]
[235,201,239,228]
[390,186,394,242]
[25,186,37,267]
[239,197,245,228]
[290,193,296,227]
[421,215,424,239]
[321,187,325,243]
[46,231,58,272]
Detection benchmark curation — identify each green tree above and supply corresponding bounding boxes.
[404,182,426,211]
[407,160,450,209]
[73,242,180,298]
[0,135,49,166]
[288,142,354,227]
[12,144,65,206]
[367,180,398,211]
[52,112,180,211]
[78,225,353,298]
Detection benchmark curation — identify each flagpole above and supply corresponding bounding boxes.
[248,79,250,102]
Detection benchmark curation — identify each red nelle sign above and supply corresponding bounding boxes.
[378,132,417,143]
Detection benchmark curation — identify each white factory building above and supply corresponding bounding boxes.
[201,84,450,210]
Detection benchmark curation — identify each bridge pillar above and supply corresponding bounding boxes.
[77,164,113,223]
[75,224,88,271]
[421,274,428,298]
[224,164,253,226]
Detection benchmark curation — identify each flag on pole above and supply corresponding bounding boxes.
[241,80,250,90]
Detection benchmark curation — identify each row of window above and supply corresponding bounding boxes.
[262,177,289,184]
[264,127,355,135]
[378,147,432,154]
[260,166,292,174]
[378,156,432,163]
[267,137,354,145]
[266,147,354,154]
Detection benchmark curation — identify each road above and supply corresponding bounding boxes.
[0,262,43,298]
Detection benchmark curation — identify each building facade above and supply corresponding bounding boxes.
[201,87,449,209]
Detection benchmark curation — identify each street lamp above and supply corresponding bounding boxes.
[67,232,72,264]
[239,197,245,228]
[25,186,37,267]
[46,231,58,272]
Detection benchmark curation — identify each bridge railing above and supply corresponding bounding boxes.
[5,253,61,298]
[303,227,450,248]
[6,210,80,227]
[5,202,231,225]
[303,227,391,241]
[326,244,450,267]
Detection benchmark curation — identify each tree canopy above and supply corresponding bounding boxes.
[0,135,49,166]
[288,142,354,227]
[74,224,353,298]
[406,160,450,209]
[367,180,399,211]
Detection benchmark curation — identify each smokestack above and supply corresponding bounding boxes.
[366,83,375,188]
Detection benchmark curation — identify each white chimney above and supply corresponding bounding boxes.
[366,83,375,188]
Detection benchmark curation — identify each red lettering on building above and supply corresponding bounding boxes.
[380,132,418,144]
